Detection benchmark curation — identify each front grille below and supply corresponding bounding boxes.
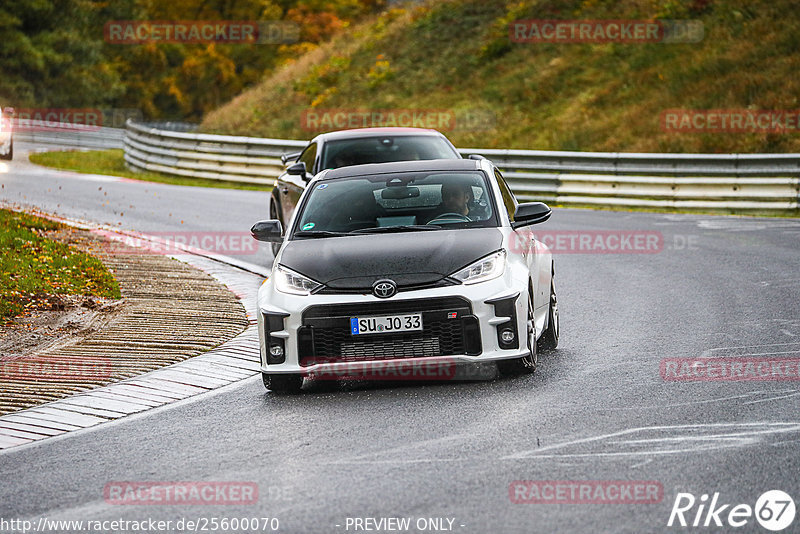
[342,337,441,359]
[302,297,469,318]
[298,297,481,366]
[315,278,459,295]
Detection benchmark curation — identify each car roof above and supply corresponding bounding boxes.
[320,158,483,179]
[311,127,447,143]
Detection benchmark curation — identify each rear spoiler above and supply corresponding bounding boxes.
[281,152,301,165]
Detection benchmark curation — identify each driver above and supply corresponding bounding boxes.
[429,181,474,222]
[442,182,471,216]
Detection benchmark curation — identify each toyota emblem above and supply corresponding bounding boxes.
[373,280,397,298]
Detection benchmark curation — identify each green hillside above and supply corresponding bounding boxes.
[202,0,800,153]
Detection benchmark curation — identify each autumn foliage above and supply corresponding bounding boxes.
[0,0,386,121]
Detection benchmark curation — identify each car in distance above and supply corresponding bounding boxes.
[251,158,559,394]
[269,127,461,254]
[0,107,14,161]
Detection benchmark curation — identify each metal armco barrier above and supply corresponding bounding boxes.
[16,124,125,150]
[462,148,800,211]
[124,121,305,185]
[123,121,800,211]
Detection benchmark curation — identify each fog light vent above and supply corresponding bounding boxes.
[263,311,289,365]
[486,293,520,350]
[501,329,516,343]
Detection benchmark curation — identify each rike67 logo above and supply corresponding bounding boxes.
[668,490,796,531]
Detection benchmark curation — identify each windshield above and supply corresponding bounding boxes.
[319,136,458,170]
[293,171,498,237]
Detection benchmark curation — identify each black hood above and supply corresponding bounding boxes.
[280,228,503,289]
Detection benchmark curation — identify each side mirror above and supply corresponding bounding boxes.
[512,202,551,228]
[251,220,284,243]
[281,151,301,165]
[287,162,309,182]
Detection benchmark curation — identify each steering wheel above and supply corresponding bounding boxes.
[428,212,472,224]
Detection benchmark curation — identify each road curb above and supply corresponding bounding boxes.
[0,213,266,451]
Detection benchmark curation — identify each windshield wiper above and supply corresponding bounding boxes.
[350,225,442,234]
[293,230,348,238]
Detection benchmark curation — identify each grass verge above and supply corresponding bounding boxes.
[202,0,800,154]
[0,209,121,322]
[29,149,272,191]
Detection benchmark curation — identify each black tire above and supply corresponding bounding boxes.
[0,141,11,161]
[269,196,282,257]
[497,288,537,377]
[262,373,303,394]
[537,280,559,351]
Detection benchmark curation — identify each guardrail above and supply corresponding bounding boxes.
[466,148,800,211]
[124,121,305,185]
[123,121,799,211]
[16,123,125,150]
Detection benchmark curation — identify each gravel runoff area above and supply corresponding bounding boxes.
[0,224,250,415]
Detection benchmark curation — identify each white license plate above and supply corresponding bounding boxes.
[350,313,423,335]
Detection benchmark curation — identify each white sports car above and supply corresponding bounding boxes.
[251,158,559,393]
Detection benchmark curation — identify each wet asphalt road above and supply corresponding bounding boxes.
[1,145,275,265]
[1,145,799,533]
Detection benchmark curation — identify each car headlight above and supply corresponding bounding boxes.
[273,265,322,295]
[451,250,506,285]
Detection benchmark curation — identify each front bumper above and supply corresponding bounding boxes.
[257,271,531,376]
